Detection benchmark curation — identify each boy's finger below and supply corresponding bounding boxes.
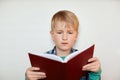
[82,61,96,69]
[37,72,46,76]
[30,72,47,79]
[88,57,98,62]
[30,72,46,76]
[28,67,40,71]
[82,64,95,71]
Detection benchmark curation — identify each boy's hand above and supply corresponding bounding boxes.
[26,67,46,80]
[82,57,100,72]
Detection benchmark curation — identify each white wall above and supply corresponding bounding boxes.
[0,0,120,80]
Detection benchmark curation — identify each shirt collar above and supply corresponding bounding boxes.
[51,46,77,55]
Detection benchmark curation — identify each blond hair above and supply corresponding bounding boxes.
[51,10,79,32]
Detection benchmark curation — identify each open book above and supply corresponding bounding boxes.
[28,45,95,80]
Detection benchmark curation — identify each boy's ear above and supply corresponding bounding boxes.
[75,32,79,40]
[50,31,54,38]
[50,30,54,35]
[50,31,55,41]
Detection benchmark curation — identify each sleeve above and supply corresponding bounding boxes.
[80,76,87,80]
[88,68,102,80]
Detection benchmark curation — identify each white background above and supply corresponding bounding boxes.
[0,0,120,80]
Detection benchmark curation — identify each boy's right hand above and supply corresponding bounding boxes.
[26,67,46,80]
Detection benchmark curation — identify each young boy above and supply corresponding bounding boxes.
[25,10,101,80]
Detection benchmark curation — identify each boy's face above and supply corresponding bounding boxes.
[50,22,78,52]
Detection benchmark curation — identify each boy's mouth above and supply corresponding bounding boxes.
[61,42,68,45]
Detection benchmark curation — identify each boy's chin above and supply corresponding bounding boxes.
[59,46,71,51]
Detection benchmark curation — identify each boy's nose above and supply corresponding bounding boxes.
[62,33,68,40]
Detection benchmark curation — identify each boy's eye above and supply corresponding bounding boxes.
[68,32,73,34]
[57,32,62,34]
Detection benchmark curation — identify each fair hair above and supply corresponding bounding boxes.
[51,10,79,32]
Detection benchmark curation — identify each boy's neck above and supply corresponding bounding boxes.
[56,48,71,57]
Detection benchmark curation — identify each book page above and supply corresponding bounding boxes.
[64,50,81,63]
[64,45,94,63]
[30,52,64,62]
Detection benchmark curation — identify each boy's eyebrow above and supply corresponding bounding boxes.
[56,30,75,32]
[56,30,63,31]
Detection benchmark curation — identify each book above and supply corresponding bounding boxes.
[28,45,95,80]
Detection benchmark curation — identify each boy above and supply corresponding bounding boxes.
[25,10,101,80]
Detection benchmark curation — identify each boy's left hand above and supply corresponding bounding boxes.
[82,57,100,72]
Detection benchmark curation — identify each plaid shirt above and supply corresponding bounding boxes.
[46,46,78,55]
